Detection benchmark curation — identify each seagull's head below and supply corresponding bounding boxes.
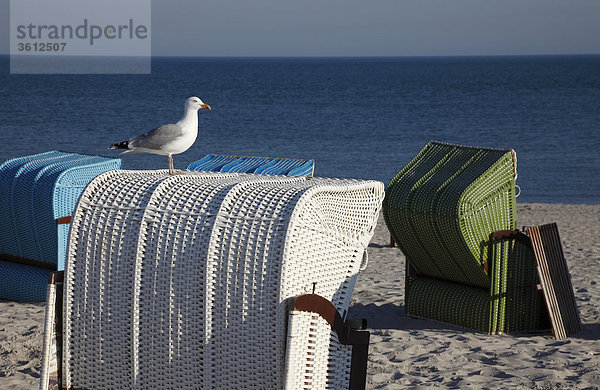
[186,96,211,111]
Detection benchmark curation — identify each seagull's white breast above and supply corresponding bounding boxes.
[160,128,198,155]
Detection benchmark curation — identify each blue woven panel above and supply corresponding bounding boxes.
[189,155,314,176]
[14,154,87,261]
[0,151,70,258]
[0,151,121,301]
[287,160,315,176]
[254,159,314,176]
[220,156,275,173]
[187,155,241,172]
[49,156,122,269]
[0,260,54,302]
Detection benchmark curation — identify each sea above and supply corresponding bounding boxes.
[1,55,599,204]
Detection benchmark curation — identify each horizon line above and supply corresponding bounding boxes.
[1,53,600,59]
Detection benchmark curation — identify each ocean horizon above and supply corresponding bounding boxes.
[1,54,599,204]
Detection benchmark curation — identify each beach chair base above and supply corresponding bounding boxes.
[42,285,372,390]
[405,224,580,338]
[0,259,56,302]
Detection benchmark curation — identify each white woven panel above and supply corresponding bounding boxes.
[39,282,56,390]
[133,176,235,388]
[204,180,309,388]
[134,174,301,389]
[284,311,352,390]
[64,170,167,389]
[62,170,383,390]
[281,179,382,389]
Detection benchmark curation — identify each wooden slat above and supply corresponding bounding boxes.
[56,216,72,225]
[527,223,582,339]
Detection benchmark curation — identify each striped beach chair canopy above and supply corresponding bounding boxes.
[188,154,315,176]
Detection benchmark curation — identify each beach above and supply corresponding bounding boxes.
[1,203,599,389]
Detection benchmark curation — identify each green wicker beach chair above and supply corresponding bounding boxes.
[383,141,551,334]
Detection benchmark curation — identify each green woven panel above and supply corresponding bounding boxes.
[384,142,517,288]
[410,147,484,286]
[488,236,549,333]
[436,149,517,287]
[404,234,548,334]
[453,152,517,274]
[384,143,452,280]
[405,268,491,332]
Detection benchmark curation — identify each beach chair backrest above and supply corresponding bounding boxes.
[0,151,122,268]
[58,170,383,389]
[384,141,517,288]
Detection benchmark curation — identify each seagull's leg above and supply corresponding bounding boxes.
[168,155,185,175]
[168,155,176,175]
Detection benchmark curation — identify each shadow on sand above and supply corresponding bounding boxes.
[571,323,600,340]
[347,302,469,333]
[347,302,598,340]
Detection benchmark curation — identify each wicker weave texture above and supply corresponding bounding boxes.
[383,141,517,288]
[488,235,547,333]
[405,235,547,334]
[0,151,121,302]
[285,311,352,389]
[382,142,548,333]
[0,151,70,260]
[62,170,383,389]
[187,154,240,172]
[0,260,54,301]
[188,154,315,176]
[0,151,121,266]
[405,266,491,332]
[40,280,58,390]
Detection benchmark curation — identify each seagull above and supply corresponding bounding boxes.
[109,96,211,175]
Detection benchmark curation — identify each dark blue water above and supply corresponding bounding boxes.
[1,55,599,203]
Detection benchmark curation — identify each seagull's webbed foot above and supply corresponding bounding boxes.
[168,155,186,175]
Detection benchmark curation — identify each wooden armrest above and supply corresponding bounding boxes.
[290,294,369,390]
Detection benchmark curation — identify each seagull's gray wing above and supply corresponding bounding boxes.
[130,123,184,150]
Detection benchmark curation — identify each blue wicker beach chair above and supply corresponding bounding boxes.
[254,158,315,176]
[0,151,121,301]
[187,154,240,172]
[383,142,578,335]
[188,154,315,176]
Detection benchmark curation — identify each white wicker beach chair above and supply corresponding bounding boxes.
[41,170,384,390]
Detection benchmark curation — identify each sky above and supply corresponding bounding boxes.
[2,0,600,57]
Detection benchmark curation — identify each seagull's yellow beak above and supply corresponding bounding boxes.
[201,103,211,110]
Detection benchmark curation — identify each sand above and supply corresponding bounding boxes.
[1,203,599,389]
